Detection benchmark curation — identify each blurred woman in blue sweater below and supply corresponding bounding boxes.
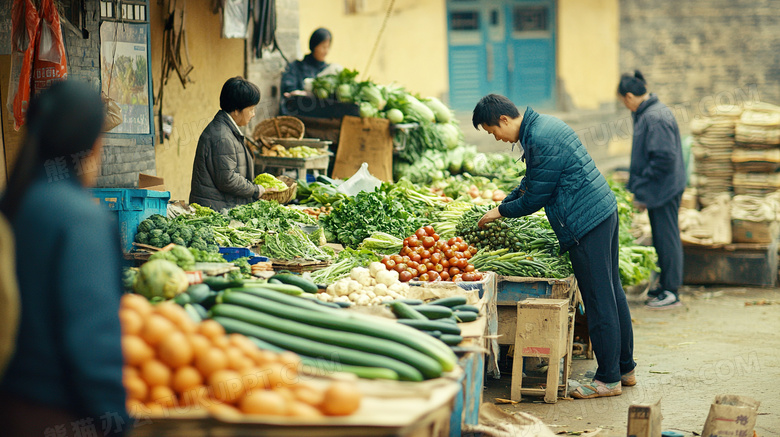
[0,81,129,436]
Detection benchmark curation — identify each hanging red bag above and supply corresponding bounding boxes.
[32,0,68,94]
[7,0,40,131]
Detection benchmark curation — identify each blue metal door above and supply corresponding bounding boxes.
[506,0,556,109]
[447,0,555,111]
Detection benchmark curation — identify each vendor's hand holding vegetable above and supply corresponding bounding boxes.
[477,207,502,228]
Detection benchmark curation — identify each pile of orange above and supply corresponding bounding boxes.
[120,294,361,419]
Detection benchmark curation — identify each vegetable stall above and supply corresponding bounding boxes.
[96,77,655,434]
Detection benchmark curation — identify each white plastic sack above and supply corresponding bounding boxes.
[221,0,248,39]
[337,163,383,197]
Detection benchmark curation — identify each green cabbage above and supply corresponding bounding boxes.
[254,173,288,190]
[132,259,189,300]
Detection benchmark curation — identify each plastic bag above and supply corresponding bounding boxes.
[32,0,67,94]
[102,92,123,132]
[221,0,248,38]
[336,162,383,197]
[7,0,39,131]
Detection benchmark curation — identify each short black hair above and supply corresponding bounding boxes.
[220,77,261,113]
[472,94,520,130]
[618,70,647,96]
[309,28,332,51]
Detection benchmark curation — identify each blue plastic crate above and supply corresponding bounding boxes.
[496,275,576,305]
[306,174,316,184]
[218,247,253,262]
[92,188,170,253]
[247,256,270,265]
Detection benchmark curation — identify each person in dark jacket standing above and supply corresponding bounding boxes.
[280,28,333,114]
[473,94,636,399]
[0,81,129,435]
[190,77,272,212]
[619,71,686,309]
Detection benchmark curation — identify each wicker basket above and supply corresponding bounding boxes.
[253,116,305,141]
[260,175,297,204]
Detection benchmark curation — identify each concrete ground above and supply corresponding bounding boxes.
[484,286,780,436]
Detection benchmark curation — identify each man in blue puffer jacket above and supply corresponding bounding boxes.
[473,94,636,399]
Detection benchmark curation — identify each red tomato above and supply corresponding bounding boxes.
[402,256,411,263]
[433,263,444,273]
[421,249,432,259]
[408,268,419,278]
[428,271,440,281]
[452,274,463,282]
[456,259,468,269]
[408,236,421,248]
[423,226,435,236]
[447,238,458,246]
[444,249,455,260]
[464,264,476,273]
[385,259,396,268]
[473,272,483,281]
[440,271,450,281]
[436,241,447,251]
[448,257,459,267]
[415,228,427,239]
[394,263,407,273]
[441,259,450,269]
[468,246,478,255]
[403,238,409,246]
[422,236,435,248]
[417,264,428,274]
[463,251,473,260]
[391,255,403,264]
[454,251,464,259]
[400,246,412,256]
[462,272,475,282]
[432,234,440,241]
[458,242,469,252]
[425,262,435,271]
[449,267,460,277]
[418,273,430,282]
[455,237,463,243]
[407,261,419,269]
[431,253,442,264]
[399,271,412,282]
[411,253,422,263]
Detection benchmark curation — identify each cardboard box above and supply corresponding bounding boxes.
[139,173,166,191]
[731,219,779,244]
[627,399,662,437]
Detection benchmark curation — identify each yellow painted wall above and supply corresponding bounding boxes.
[557,0,620,110]
[298,0,449,100]
[149,0,245,201]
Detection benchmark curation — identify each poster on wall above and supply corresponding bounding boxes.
[100,22,150,134]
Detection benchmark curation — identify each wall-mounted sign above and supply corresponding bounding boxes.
[100,21,150,134]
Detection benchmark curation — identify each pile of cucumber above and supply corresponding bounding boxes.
[388,297,480,347]
[207,286,458,382]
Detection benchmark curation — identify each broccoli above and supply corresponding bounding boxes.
[172,236,186,246]
[190,238,207,251]
[206,244,219,253]
[233,257,252,277]
[138,219,155,233]
[122,268,138,291]
[149,251,178,264]
[150,214,169,232]
[179,226,193,244]
[149,229,164,239]
[134,231,149,244]
[188,247,227,263]
[160,233,172,246]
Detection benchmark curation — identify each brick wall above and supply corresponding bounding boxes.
[247,0,300,122]
[63,0,156,188]
[620,0,780,113]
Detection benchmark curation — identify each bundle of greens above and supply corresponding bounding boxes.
[470,248,573,279]
[259,227,334,261]
[229,200,316,232]
[358,232,404,254]
[320,189,421,249]
[308,248,382,284]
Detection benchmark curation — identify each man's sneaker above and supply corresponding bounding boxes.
[645,291,682,309]
[644,288,664,305]
[621,368,637,386]
[571,380,622,399]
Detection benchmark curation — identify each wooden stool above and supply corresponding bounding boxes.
[511,298,573,403]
